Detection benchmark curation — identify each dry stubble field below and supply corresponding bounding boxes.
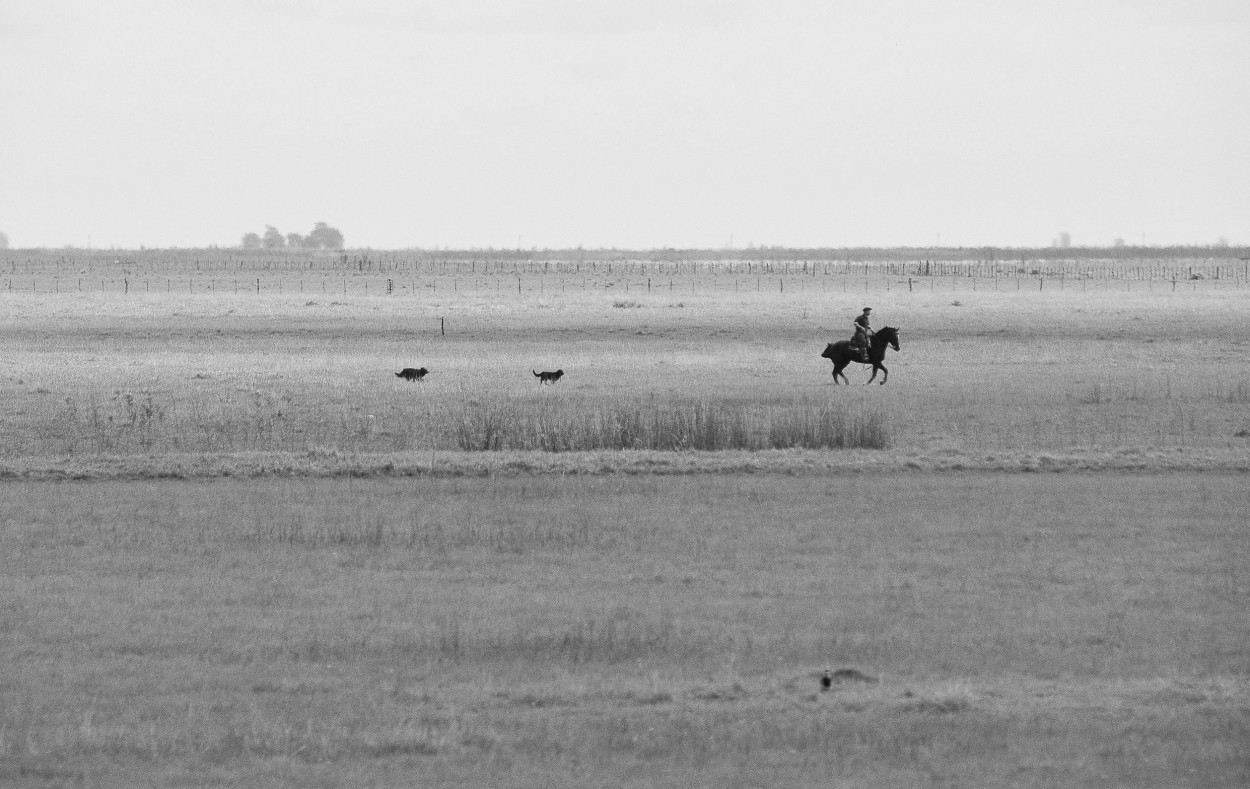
[1,264,1248,787]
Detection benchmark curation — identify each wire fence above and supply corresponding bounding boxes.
[3,249,1248,296]
[3,274,1245,298]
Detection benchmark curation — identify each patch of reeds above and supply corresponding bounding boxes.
[449,398,890,451]
[14,384,889,458]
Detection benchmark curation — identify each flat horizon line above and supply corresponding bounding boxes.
[5,244,1249,255]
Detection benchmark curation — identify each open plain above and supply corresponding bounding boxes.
[1,251,1248,787]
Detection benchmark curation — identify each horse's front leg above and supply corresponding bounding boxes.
[865,365,878,384]
[877,363,889,384]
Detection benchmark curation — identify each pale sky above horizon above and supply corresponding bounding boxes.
[2,0,1247,250]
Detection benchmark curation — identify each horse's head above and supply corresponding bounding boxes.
[820,343,837,359]
[876,327,900,352]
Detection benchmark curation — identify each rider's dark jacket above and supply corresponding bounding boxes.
[853,313,871,345]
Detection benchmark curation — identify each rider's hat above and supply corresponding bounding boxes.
[862,307,872,312]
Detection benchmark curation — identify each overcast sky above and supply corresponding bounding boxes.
[2,0,1246,250]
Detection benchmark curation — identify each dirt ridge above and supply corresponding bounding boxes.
[4,446,1248,481]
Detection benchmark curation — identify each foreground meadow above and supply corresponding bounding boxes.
[2,474,1247,787]
[1,267,1248,786]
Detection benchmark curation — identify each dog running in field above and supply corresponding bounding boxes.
[396,367,429,382]
[533,369,564,384]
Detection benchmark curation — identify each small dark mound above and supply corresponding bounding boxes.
[822,668,876,688]
[396,367,429,382]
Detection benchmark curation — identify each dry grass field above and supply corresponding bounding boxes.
[1,252,1247,787]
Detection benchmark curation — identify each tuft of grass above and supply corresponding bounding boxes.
[1075,383,1106,405]
[1218,378,1250,404]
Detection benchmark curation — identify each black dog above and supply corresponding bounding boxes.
[396,367,429,382]
[533,369,564,384]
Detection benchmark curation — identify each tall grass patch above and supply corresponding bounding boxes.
[450,396,890,451]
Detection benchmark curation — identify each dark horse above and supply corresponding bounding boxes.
[821,326,900,385]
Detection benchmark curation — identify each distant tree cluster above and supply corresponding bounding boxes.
[240,222,344,250]
[0,231,9,250]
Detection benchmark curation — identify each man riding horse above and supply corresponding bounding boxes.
[851,307,873,362]
[822,319,900,384]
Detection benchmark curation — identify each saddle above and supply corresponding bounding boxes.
[851,334,871,362]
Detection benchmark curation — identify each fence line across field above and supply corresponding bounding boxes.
[5,271,1245,297]
[5,250,1250,281]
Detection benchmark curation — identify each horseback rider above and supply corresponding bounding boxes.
[851,307,873,362]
